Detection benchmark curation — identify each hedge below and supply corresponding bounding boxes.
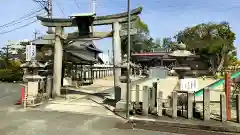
[0,69,23,82]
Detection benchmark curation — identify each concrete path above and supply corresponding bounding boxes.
[0,83,235,134]
[0,82,186,135]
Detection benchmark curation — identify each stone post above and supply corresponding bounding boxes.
[142,86,149,115]
[98,69,101,78]
[172,91,178,118]
[112,22,122,89]
[153,82,158,105]
[149,88,154,112]
[157,91,163,116]
[139,69,142,76]
[96,69,99,79]
[203,87,211,121]
[220,93,227,122]
[237,94,240,123]
[134,68,137,77]
[86,70,89,79]
[52,26,63,97]
[187,92,194,119]
[135,85,140,104]
[46,76,53,98]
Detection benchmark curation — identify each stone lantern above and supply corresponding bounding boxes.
[115,54,138,111]
[21,60,45,105]
[168,42,194,79]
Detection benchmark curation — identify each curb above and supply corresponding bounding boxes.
[129,117,240,133]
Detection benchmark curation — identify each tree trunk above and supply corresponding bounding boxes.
[209,56,217,75]
[217,55,225,72]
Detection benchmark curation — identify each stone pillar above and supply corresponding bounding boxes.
[157,91,163,116]
[46,76,53,98]
[135,85,140,103]
[112,22,122,89]
[52,26,63,97]
[150,83,157,112]
[187,92,194,119]
[139,69,142,76]
[220,93,227,122]
[86,70,89,79]
[236,94,240,123]
[93,70,96,79]
[172,91,178,118]
[99,69,101,78]
[142,86,149,115]
[203,88,211,121]
[134,68,137,77]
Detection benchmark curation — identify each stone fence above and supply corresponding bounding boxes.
[130,83,240,123]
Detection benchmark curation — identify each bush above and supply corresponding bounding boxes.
[0,69,23,82]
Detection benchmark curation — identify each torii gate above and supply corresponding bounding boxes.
[37,7,142,101]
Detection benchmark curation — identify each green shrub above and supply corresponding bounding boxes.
[0,69,23,82]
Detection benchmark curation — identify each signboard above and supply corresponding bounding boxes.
[180,78,198,92]
[25,43,36,61]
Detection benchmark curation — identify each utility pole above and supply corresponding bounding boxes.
[91,0,96,14]
[126,0,131,120]
[33,30,39,39]
[47,0,53,34]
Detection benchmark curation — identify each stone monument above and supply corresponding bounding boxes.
[21,60,45,106]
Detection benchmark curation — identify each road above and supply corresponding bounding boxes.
[0,83,235,135]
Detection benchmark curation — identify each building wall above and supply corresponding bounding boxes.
[7,40,26,54]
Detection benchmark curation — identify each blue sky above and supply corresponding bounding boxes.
[0,0,240,58]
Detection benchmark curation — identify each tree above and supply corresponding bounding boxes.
[162,37,175,52]
[121,18,156,55]
[175,21,236,74]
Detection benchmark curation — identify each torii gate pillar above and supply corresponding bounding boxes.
[52,26,64,97]
[112,22,122,90]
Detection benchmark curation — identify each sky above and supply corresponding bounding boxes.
[0,0,240,58]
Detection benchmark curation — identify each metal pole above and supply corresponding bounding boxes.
[47,0,53,34]
[126,0,131,119]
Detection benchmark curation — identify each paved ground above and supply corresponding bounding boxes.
[0,82,236,135]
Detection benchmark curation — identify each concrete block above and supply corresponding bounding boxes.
[220,93,227,122]
[172,91,178,118]
[142,86,149,116]
[203,87,211,121]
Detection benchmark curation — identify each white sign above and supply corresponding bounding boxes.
[180,78,198,92]
[25,43,36,61]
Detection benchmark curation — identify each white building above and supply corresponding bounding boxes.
[6,40,28,54]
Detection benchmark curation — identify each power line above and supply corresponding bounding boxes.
[0,19,40,35]
[0,12,44,29]
[54,1,66,16]
[0,8,42,28]
[73,0,81,10]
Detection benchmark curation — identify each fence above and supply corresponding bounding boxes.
[130,82,240,123]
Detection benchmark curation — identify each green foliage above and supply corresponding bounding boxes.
[121,18,157,55]
[0,69,22,82]
[174,21,236,74]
